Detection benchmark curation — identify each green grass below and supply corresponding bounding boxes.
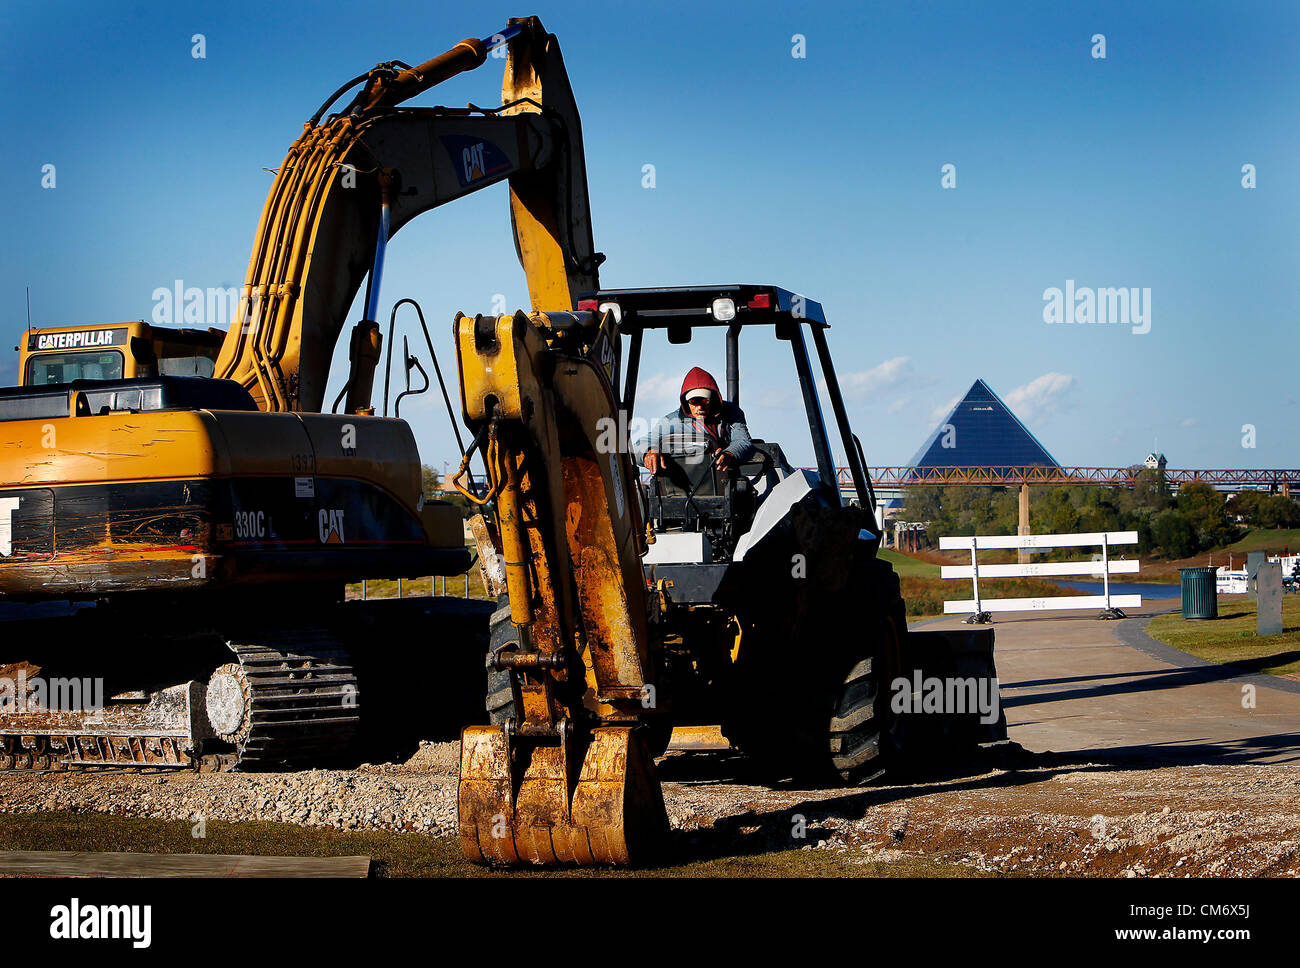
[899,574,1076,618]
[1145,595,1300,678]
[345,571,491,602]
[1142,528,1300,583]
[878,549,940,578]
[0,812,983,878]
[1222,529,1300,554]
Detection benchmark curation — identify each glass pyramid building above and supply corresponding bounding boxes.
[906,379,1060,471]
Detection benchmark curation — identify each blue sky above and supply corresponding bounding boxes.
[2,0,1297,470]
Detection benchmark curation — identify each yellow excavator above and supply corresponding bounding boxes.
[0,17,605,770]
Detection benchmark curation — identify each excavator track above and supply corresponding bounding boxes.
[0,629,359,772]
[215,632,360,768]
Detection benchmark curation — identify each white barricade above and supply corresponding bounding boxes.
[939,531,1141,622]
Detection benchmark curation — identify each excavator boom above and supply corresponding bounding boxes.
[213,17,601,413]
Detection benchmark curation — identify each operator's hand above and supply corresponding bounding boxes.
[644,448,667,474]
[713,450,736,472]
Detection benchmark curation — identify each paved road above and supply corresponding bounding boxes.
[923,602,1300,765]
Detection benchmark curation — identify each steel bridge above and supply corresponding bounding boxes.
[844,466,1298,493]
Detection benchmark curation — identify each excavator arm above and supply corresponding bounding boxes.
[208,15,667,861]
[212,17,601,413]
[454,308,671,865]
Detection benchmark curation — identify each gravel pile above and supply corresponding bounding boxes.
[0,741,463,837]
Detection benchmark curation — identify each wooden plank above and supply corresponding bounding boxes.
[941,559,1141,579]
[943,594,1143,614]
[939,531,1138,550]
[0,850,371,878]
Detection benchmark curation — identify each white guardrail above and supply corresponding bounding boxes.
[939,531,1141,622]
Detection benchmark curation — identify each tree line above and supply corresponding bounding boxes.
[905,469,1299,559]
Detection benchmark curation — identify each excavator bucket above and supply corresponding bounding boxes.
[459,724,669,866]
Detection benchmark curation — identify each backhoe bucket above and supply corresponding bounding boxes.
[458,724,669,866]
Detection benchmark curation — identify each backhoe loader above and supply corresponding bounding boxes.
[0,17,603,770]
[454,286,1004,865]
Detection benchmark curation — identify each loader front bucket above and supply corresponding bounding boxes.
[900,627,1007,753]
[458,723,669,866]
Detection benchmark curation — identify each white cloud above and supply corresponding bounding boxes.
[633,372,684,410]
[634,372,792,414]
[1180,417,1197,428]
[1004,372,1077,422]
[752,385,798,408]
[887,396,910,415]
[929,395,960,423]
[835,357,913,402]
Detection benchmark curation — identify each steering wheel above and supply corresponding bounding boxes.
[652,449,731,523]
[739,447,774,488]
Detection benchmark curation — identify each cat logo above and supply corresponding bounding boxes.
[462,142,488,183]
[318,509,346,545]
[0,496,19,556]
[592,328,616,383]
[440,135,511,188]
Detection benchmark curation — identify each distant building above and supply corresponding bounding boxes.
[1144,452,1167,470]
[907,379,1061,471]
[891,379,1060,508]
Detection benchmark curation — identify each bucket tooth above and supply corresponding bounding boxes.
[572,726,669,865]
[457,724,668,866]
[514,741,570,864]
[457,725,519,865]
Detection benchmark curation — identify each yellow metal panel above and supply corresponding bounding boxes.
[455,312,528,422]
[176,410,315,480]
[0,411,224,487]
[299,413,421,507]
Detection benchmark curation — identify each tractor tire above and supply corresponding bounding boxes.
[826,611,906,785]
[485,597,519,725]
[726,558,907,787]
[641,715,675,759]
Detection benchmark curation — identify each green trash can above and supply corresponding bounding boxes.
[1179,566,1218,620]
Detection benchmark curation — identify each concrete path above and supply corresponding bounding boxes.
[923,602,1300,765]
